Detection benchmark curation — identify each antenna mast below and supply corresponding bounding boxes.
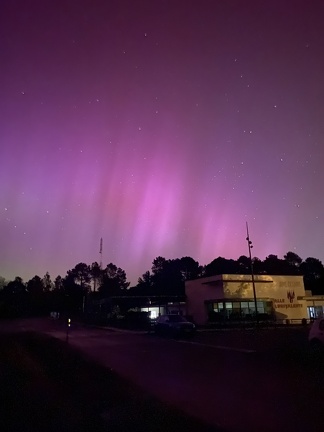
[99,237,103,270]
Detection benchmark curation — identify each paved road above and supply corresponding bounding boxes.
[2,318,323,432]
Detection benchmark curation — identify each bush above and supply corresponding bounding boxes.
[124,311,151,329]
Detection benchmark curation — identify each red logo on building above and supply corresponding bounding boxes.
[287,290,295,303]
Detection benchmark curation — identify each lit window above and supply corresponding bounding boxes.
[150,310,157,319]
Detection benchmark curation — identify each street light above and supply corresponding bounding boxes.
[246,222,258,325]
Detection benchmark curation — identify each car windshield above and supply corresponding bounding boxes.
[167,315,187,323]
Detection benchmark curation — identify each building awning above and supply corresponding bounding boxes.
[204,297,272,303]
[202,279,273,286]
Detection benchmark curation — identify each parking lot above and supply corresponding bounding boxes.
[2,318,323,432]
[193,325,310,355]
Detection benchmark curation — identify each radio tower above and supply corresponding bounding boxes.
[99,238,103,270]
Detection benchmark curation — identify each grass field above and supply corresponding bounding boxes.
[0,332,220,432]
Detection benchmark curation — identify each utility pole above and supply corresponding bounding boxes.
[246,222,258,325]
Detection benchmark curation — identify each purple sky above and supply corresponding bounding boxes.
[1,0,324,285]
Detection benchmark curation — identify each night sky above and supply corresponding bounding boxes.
[1,0,324,285]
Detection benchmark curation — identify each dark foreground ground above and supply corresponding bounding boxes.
[0,331,220,432]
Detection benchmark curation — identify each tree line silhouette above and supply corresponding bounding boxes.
[0,251,323,317]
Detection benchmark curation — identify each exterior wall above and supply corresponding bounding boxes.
[222,274,307,321]
[185,274,308,325]
[185,276,224,325]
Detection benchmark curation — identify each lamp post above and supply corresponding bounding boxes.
[66,318,71,342]
[246,222,258,325]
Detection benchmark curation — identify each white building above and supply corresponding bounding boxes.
[185,274,324,325]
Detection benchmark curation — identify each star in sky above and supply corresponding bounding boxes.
[0,0,323,285]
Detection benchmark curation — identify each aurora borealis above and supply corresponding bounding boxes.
[1,0,324,285]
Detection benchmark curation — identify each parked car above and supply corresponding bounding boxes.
[154,314,196,338]
[308,317,324,356]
